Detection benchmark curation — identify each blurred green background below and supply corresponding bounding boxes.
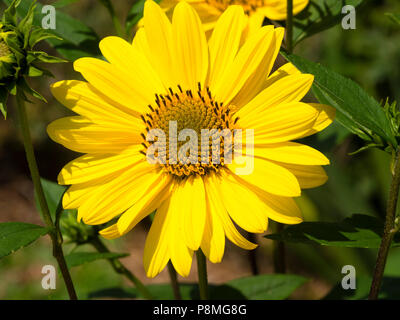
[1,0,400,299]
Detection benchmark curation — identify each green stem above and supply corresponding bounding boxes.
[272,223,286,273]
[99,0,125,38]
[15,91,77,300]
[369,149,400,299]
[90,236,153,299]
[196,250,209,300]
[286,0,294,53]
[167,261,182,300]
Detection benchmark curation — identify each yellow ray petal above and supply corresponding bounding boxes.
[58,146,143,185]
[143,0,175,89]
[47,116,141,154]
[211,25,275,105]
[227,155,301,197]
[144,197,173,278]
[117,175,172,234]
[201,184,225,263]
[253,142,329,165]
[231,27,285,109]
[168,184,194,277]
[99,36,165,95]
[279,163,328,189]
[263,62,301,88]
[207,6,246,91]
[204,174,257,250]
[236,73,314,115]
[239,102,320,144]
[211,170,268,233]
[74,57,154,115]
[172,1,208,92]
[77,161,158,224]
[50,80,142,127]
[258,0,309,20]
[299,103,336,138]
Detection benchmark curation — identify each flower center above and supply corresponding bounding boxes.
[0,40,10,57]
[205,0,266,14]
[140,84,239,177]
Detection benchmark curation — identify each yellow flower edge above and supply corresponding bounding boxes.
[155,0,309,34]
[47,1,335,278]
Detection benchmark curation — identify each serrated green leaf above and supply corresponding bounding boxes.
[265,214,400,248]
[284,53,397,148]
[65,252,129,268]
[291,0,363,45]
[0,222,48,259]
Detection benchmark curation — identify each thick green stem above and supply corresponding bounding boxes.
[196,250,209,300]
[15,91,77,300]
[369,150,400,299]
[167,261,182,300]
[273,223,286,273]
[90,236,153,299]
[286,0,294,53]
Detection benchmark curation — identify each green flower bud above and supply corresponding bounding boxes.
[0,0,66,118]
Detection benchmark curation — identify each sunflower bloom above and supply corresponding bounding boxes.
[157,0,309,33]
[47,1,334,278]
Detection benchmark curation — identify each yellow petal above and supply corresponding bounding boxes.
[74,57,154,115]
[280,163,328,189]
[117,175,172,234]
[212,170,269,233]
[211,25,275,105]
[99,36,165,95]
[239,102,320,144]
[47,116,141,154]
[143,0,175,89]
[77,161,158,224]
[58,146,143,185]
[227,156,301,197]
[201,183,226,263]
[258,0,309,20]
[172,1,208,91]
[299,103,336,138]
[208,6,246,91]
[144,197,172,278]
[99,224,121,240]
[236,73,314,116]
[204,174,257,250]
[254,142,329,165]
[231,27,285,109]
[50,80,141,127]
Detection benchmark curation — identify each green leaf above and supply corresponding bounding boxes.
[0,222,48,259]
[284,53,397,148]
[324,276,400,300]
[386,13,400,25]
[64,252,129,268]
[52,0,80,8]
[0,87,9,119]
[2,0,100,60]
[265,214,400,248]
[35,178,67,221]
[210,274,307,300]
[291,0,363,45]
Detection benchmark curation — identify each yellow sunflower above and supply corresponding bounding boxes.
[47,0,334,278]
[157,0,309,33]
